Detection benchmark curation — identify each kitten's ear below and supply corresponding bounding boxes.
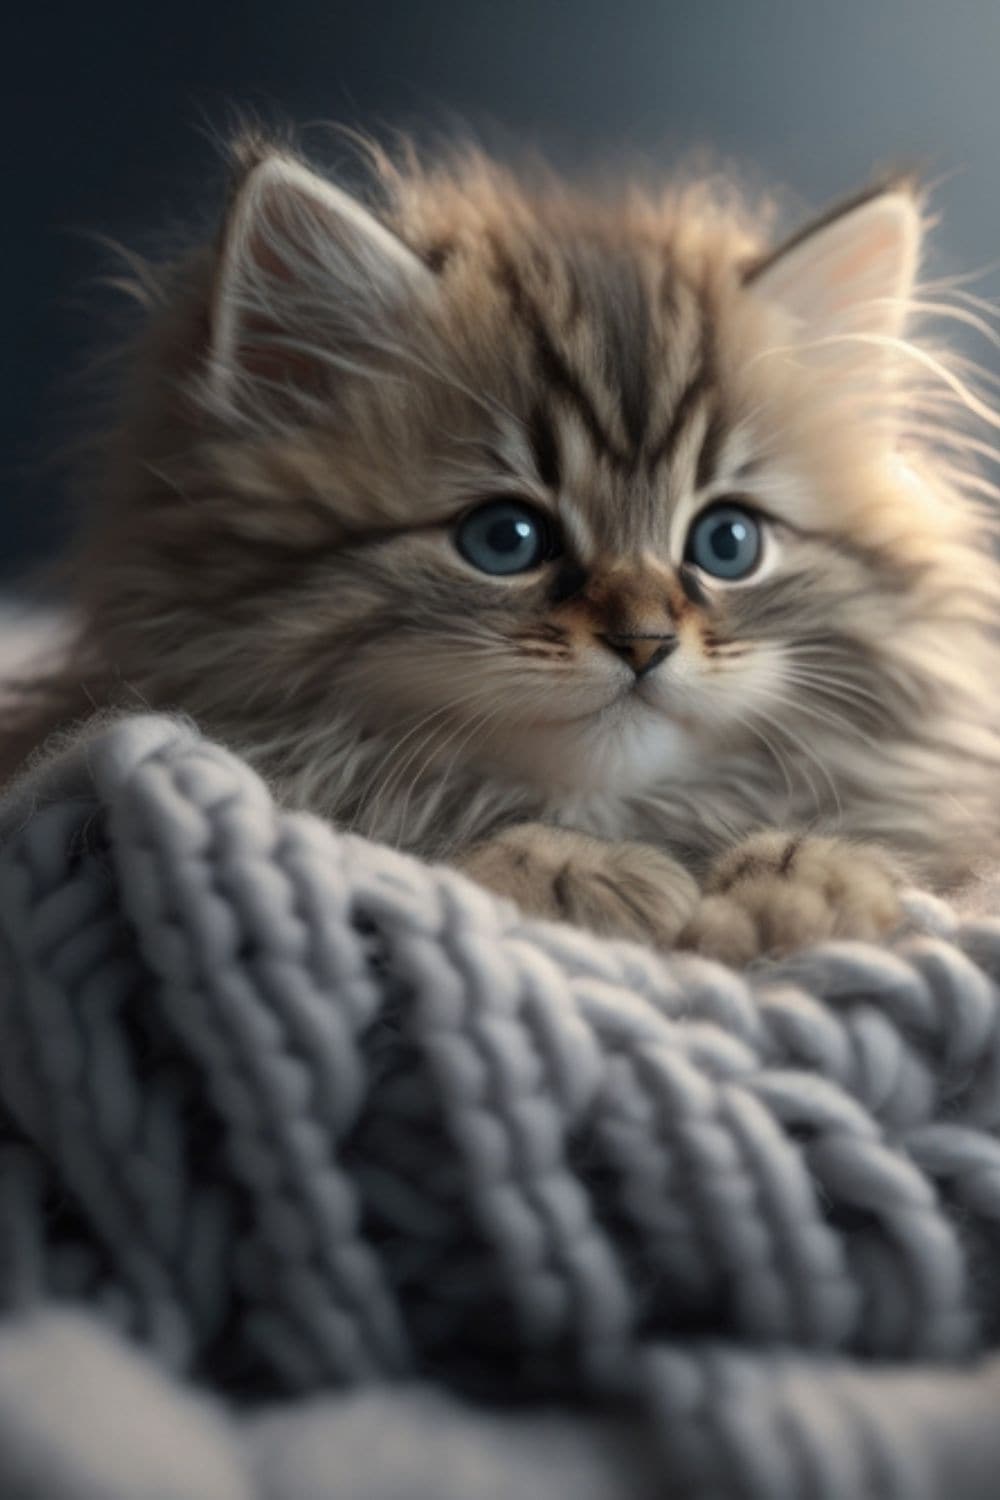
[207,150,432,408]
[744,183,922,345]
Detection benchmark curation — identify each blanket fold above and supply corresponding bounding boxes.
[3,712,1000,1498]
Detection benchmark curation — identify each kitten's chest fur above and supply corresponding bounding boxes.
[234,698,968,887]
[245,706,838,873]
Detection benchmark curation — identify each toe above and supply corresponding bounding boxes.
[677,895,760,966]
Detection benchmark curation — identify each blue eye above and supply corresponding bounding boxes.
[455,499,560,575]
[685,503,762,580]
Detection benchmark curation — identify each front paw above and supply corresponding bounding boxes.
[455,823,699,947]
[678,832,903,966]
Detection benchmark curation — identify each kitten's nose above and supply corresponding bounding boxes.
[601,632,679,678]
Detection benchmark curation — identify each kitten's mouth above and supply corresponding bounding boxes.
[525,688,665,730]
[519,669,685,730]
[523,702,619,728]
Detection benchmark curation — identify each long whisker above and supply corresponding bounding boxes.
[360,700,461,836]
[390,705,489,849]
[393,698,508,852]
[348,676,513,837]
[750,702,843,824]
[779,648,903,705]
[736,713,796,805]
[762,683,883,755]
[776,668,892,725]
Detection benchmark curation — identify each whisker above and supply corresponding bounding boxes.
[360,700,458,836]
[394,699,506,852]
[750,703,843,824]
[777,666,891,718]
[736,714,795,805]
[762,684,883,754]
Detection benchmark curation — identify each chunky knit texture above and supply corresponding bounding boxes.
[2,713,1000,1498]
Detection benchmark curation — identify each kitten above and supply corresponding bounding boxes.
[7,133,1000,963]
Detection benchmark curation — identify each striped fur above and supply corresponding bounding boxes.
[7,135,1000,930]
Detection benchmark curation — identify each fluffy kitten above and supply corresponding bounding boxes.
[7,133,1000,963]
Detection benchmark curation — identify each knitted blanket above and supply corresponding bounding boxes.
[2,712,1000,1500]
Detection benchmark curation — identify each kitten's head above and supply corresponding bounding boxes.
[76,135,1000,870]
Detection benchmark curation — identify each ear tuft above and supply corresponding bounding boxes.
[745,182,923,344]
[207,150,431,410]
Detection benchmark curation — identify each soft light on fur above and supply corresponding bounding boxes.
[5,131,1000,957]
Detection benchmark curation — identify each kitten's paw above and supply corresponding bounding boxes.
[678,832,903,966]
[456,823,699,946]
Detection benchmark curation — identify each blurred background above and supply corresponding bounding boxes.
[5,0,1000,582]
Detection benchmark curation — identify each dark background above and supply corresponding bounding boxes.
[6,0,1000,583]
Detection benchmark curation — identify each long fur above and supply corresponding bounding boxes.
[5,133,1000,889]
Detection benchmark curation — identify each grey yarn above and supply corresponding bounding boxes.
[3,713,1000,1498]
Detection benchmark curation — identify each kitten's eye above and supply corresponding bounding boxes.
[685,502,762,581]
[455,499,560,575]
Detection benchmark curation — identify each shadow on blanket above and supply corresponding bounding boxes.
[2,711,1000,1498]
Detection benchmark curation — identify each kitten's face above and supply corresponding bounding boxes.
[90,148,995,851]
[280,344,857,801]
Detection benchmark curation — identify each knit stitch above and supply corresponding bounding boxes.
[2,713,1000,1498]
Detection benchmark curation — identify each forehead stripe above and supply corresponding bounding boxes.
[644,310,713,475]
[694,404,725,491]
[528,402,561,490]
[491,241,632,469]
